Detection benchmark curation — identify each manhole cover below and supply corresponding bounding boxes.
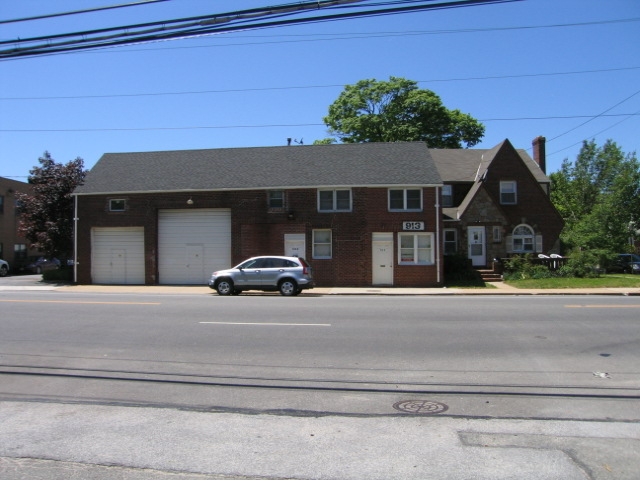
[393,400,449,415]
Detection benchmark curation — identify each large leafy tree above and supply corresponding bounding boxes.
[550,140,640,252]
[321,76,484,147]
[17,152,87,259]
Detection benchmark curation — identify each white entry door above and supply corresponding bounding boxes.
[372,233,393,285]
[284,233,305,258]
[468,226,486,266]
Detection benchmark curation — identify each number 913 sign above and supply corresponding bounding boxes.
[403,221,425,231]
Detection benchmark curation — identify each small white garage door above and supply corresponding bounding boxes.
[158,209,231,285]
[91,227,145,284]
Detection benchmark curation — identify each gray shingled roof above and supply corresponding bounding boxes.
[429,144,549,183]
[74,142,442,195]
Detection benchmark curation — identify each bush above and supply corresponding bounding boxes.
[565,249,615,278]
[42,267,73,282]
[444,253,484,285]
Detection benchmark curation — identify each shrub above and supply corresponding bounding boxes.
[42,267,73,282]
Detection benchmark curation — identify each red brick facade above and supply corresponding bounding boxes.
[75,186,443,287]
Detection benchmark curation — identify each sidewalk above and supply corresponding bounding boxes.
[55,282,639,296]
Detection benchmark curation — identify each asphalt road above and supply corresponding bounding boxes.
[1,288,639,478]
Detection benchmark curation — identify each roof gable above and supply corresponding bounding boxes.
[74,142,442,195]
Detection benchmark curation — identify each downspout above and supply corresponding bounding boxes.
[73,194,78,283]
[435,186,441,284]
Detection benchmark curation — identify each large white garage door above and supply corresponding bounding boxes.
[158,209,231,285]
[91,227,145,284]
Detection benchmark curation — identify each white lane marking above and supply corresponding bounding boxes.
[200,322,331,327]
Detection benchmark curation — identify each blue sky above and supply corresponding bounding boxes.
[1,0,638,181]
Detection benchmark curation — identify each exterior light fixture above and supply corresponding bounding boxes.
[187,197,194,205]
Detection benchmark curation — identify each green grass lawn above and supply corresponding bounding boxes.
[502,274,640,289]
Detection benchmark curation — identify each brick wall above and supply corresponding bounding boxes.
[76,186,443,287]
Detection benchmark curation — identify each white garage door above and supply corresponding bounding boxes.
[91,227,145,284]
[158,209,231,285]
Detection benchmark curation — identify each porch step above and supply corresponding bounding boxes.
[476,269,502,282]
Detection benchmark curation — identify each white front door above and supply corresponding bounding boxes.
[372,234,393,285]
[468,226,486,266]
[284,234,305,258]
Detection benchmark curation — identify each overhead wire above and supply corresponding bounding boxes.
[0,0,519,59]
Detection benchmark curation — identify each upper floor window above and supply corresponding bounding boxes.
[268,190,284,209]
[500,181,517,205]
[389,188,422,211]
[109,199,126,212]
[318,189,351,212]
[0,195,4,214]
[442,185,453,207]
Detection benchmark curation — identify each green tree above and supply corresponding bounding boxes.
[322,76,484,147]
[17,152,87,259]
[550,140,640,252]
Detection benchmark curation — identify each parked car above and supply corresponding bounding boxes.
[609,253,640,274]
[0,259,9,277]
[209,256,314,296]
[26,257,61,274]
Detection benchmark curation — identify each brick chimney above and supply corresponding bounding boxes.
[532,136,546,174]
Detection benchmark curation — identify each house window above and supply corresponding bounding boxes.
[500,181,517,205]
[442,185,453,207]
[0,195,4,214]
[398,233,433,265]
[268,190,284,209]
[109,199,126,212]
[443,229,457,255]
[389,188,422,211]
[312,229,332,259]
[318,189,351,212]
[14,244,27,264]
[493,226,502,243]
[512,224,534,252]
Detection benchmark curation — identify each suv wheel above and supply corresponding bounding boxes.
[0,265,7,277]
[279,279,298,296]
[216,279,234,296]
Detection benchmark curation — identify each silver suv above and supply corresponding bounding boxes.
[208,256,314,296]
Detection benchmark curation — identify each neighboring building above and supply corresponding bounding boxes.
[72,138,564,286]
[73,142,444,287]
[433,137,564,267]
[0,176,40,270]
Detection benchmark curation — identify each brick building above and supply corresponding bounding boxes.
[0,176,40,271]
[72,139,563,286]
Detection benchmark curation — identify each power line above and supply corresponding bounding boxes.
[2,66,638,101]
[2,114,639,133]
[0,0,519,59]
[0,0,170,25]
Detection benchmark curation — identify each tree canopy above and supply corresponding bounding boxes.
[550,140,640,253]
[17,152,87,259]
[320,76,484,147]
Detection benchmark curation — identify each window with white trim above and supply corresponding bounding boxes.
[493,226,502,243]
[398,233,434,265]
[500,181,517,205]
[389,188,422,211]
[512,224,534,252]
[318,189,351,212]
[443,229,457,255]
[442,185,453,207]
[312,229,332,259]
